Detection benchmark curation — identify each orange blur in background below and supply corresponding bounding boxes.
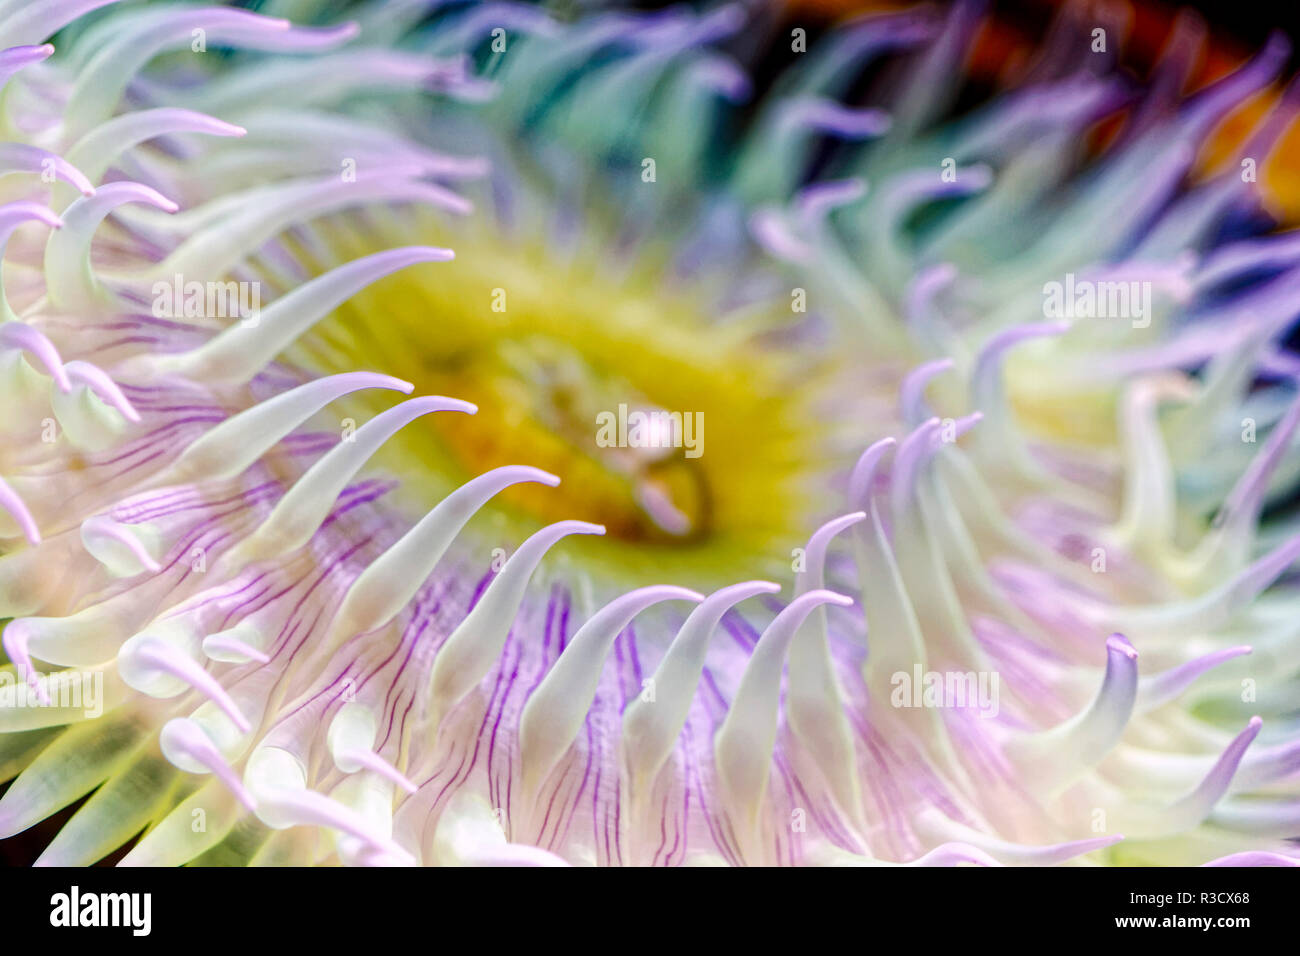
[783,0,1300,221]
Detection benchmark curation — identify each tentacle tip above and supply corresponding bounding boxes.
[26,674,51,706]
[412,245,456,262]
[1106,633,1138,659]
[3,633,48,702]
[526,468,562,488]
[1264,30,1292,58]
[808,589,855,608]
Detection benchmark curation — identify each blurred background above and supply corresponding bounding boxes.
[770,0,1300,222]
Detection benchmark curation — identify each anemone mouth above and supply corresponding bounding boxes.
[282,212,842,584]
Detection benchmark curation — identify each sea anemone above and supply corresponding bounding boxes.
[1,0,1299,867]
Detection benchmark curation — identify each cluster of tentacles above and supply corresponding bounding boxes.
[0,0,1298,866]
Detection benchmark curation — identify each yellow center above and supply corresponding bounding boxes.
[287,211,830,586]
